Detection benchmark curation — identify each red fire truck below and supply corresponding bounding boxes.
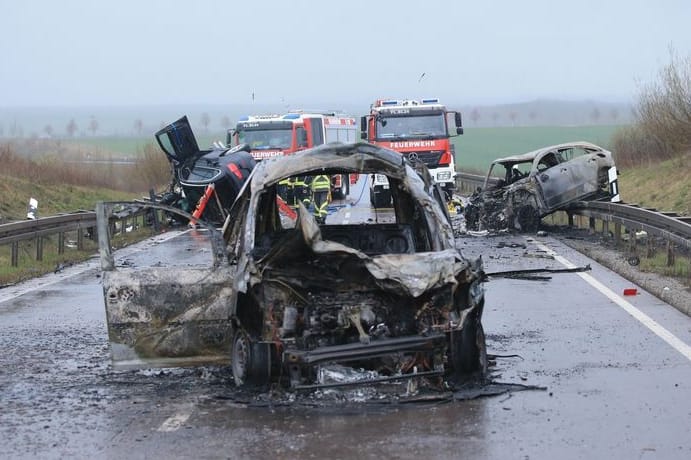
[228,112,358,197]
[361,98,463,204]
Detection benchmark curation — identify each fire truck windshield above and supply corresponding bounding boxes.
[375,113,447,140]
[238,128,293,150]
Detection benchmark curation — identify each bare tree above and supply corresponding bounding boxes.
[88,117,99,136]
[134,119,143,136]
[636,49,691,156]
[43,124,53,137]
[470,108,480,125]
[612,49,691,165]
[509,111,518,126]
[201,112,211,132]
[590,107,601,124]
[220,115,231,130]
[66,119,78,137]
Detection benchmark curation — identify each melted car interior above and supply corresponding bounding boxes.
[252,173,435,258]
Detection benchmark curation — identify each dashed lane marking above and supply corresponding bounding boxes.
[533,240,691,362]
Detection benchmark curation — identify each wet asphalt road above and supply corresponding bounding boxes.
[1,180,690,459]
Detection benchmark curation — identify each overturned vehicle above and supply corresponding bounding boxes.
[98,142,487,390]
[156,116,256,225]
[464,141,619,232]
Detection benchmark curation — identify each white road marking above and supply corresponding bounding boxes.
[533,240,691,362]
[343,211,351,225]
[157,410,192,432]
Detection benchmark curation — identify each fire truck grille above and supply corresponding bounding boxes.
[403,150,444,167]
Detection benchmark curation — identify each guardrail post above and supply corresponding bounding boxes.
[614,222,622,247]
[77,228,84,250]
[58,231,65,255]
[603,220,610,238]
[11,241,18,267]
[646,239,656,258]
[588,217,596,234]
[666,241,675,267]
[628,227,637,255]
[36,236,43,261]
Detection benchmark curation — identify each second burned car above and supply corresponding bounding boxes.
[464,141,620,232]
[99,142,487,390]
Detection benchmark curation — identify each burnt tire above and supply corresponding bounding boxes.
[514,204,540,233]
[449,315,487,381]
[231,329,271,387]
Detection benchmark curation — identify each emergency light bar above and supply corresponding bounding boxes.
[378,98,440,107]
[283,113,301,119]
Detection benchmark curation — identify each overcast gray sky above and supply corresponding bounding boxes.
[1,0,689,108]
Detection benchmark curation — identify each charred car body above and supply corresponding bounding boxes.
[156,116,256,225]
[98,142,487,390]
[464,142,620,232]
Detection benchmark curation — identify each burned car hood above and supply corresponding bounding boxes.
[253,205,463,298]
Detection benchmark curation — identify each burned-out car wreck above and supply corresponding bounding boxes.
[156,116,256,225]
[464,142,620,232]
[98,142,487,391]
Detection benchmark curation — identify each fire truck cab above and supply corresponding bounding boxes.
[229,112,359,197]
[361,98,463,203]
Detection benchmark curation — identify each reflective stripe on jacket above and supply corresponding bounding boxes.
[311,175,331,191]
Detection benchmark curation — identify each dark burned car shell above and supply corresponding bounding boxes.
[465,141,619,232]
[100,142,486,389]
[156,116,256,224]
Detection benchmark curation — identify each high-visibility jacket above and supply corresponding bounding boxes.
[311,175,331,191]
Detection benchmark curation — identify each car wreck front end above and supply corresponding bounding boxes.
[229,142,487,389]
[98,142,487,391]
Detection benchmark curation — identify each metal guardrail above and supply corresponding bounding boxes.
[0,206,156,268]
[0,212,97,267]
[566,201,691,251]
[455,171,691,266]
[456,172,490,195]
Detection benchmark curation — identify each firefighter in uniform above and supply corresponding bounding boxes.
[293,176,310,208]
[310,174,332,224]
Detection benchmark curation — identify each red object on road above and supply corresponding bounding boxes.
[623,288,638,296]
